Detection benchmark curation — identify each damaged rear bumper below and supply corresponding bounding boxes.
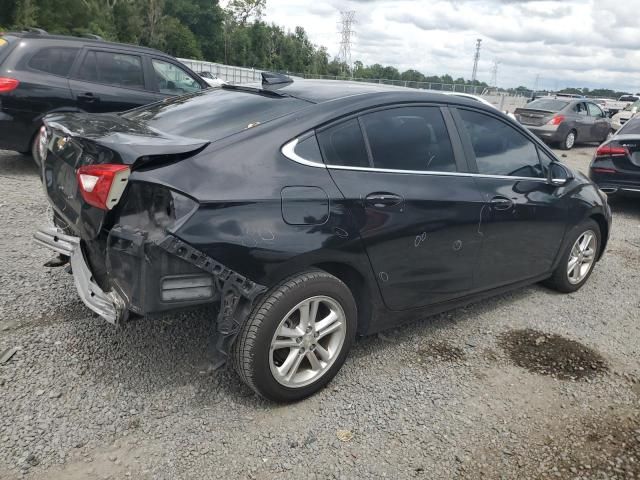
[34,225,267,360]
[34,227,126,324]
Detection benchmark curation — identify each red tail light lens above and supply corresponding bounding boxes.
[547,115,565,126]
[77,164,130,210]
[595,145,627,158]
[0,77,19,93]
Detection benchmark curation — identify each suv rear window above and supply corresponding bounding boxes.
[29,47,79,77]
[122,88,311,142]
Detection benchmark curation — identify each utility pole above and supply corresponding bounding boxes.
[534,74,541,93]
[337,11,356,77]
[471,38,482,83]
[490,60,500,88]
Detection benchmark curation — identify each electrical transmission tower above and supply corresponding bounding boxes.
[490,60,500,88]
[534,74,541,92]
[338,11,356,76]
[471,38,482,83]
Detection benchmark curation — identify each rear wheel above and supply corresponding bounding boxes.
[544,220,600,293]
[232,269,357,402]
[560,129,577,150]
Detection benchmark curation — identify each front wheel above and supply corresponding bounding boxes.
[544,220,600,293]
[232,269,357,402]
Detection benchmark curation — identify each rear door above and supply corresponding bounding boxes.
[572,102,593,141]
[68,48,158,113]
[453,107,568,289]
[317,105,485,311]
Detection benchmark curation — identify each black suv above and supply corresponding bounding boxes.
[0,31,207,161]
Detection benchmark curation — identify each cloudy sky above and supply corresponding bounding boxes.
[262,0,640,92]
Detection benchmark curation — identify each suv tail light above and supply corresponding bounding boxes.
[77,164,131,210]
[546,115,565,126]
[0,77,19,93]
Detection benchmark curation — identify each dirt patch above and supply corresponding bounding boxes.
[498,329,608,380]
[417,341,466,364]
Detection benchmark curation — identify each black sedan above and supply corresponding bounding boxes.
[34,76,611,401]
[590,116,640,197]
[515,98,612,150]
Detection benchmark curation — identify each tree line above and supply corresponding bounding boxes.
[0,0,488,88]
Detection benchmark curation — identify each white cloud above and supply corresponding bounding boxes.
[263,0,640,92]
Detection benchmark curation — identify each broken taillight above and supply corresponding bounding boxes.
[77,164,130,210]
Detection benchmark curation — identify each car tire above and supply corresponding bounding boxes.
[30,125,45,167]
[560,129,577,150]
[232,269,357,402]
[544,219,600,293]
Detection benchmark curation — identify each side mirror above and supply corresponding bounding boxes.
[548,162,570,187]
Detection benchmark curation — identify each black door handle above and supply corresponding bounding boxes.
[365,192,404,208]
[78,93,99,102]
[489,196,514,211]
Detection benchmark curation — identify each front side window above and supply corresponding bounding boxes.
[76,51,144,89]
[152,59,201,95]
[317,118,370,168]
[458,109,543,178]
[587,103,604,118]
[29,47,79,77]
[360,107,456,172]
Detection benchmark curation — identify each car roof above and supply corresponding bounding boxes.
[3,31,169,56]
[244,78,482,105]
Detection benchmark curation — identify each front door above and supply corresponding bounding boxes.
[68,49,158,113]
[586,102,610,141]
[317,106,485,310]
[453,108,568,289]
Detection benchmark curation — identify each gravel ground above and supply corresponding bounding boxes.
[1,145,639,479]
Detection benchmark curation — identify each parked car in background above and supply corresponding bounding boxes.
[515,97,613,150]
[198,71,227,87]
[0,30,208,164]
[34,76,611,401]
[592,99,611,116]
[611,99,640,131]
[606,95,640,117]
[589,116,640,197]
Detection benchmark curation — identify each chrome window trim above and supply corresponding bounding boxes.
[281,137,549,182]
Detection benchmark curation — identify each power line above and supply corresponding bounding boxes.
[471,38,482,83]
[337,11,356,77]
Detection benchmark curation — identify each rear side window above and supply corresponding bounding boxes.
[360,107,456,172]
[29,47,79,77]
[122,88,311,142]
[317,118,370,168]
[76,51,145,89]
[458,109,543,178]
[152,59,201,95]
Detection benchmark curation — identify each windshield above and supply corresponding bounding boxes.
[617,117,640,135]
[122,87,312,142]
[526,99,569,112]
[624,100,640,112]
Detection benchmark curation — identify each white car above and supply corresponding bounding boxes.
[443,92,517,120]
[611,100,640,131]
[198,71,227,87]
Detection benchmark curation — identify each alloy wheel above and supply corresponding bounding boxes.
[269,295,346,388]
[567,230,597,285]
[565,131,576,149]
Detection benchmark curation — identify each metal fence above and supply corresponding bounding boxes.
[178,58,262,84]
[179,58,533,99]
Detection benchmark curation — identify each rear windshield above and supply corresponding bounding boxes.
[122,88,311,141]
[526,99,569,112]
[617,117,640,135]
